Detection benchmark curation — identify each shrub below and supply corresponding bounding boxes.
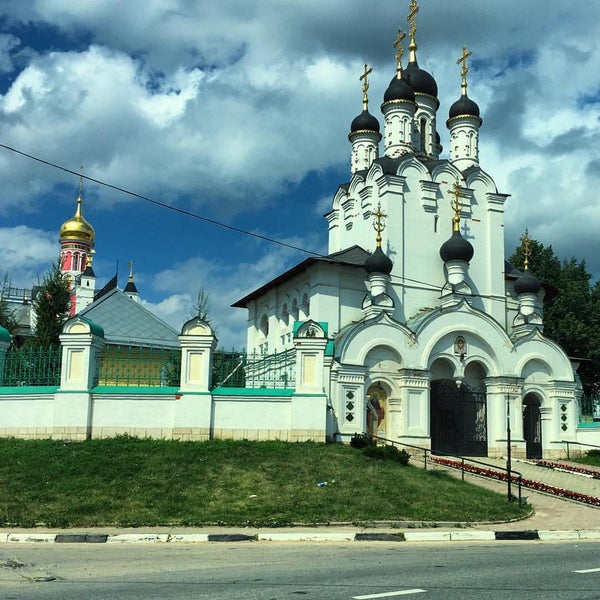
[350,433,374,449]
[363,444,410,465]
[586,449,600,458]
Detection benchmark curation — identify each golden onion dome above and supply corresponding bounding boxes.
[59,195,95,244]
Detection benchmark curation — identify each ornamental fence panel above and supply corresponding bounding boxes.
[98,345,181,387]
[579,396,600,422]
[212,348,296,390]
[2,345,62,386]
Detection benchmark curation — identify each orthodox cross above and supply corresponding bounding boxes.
[520,228,532,271]
[78,166,84,198]
[448,180,468,232]
[372,202,387,248]
[393,29,406,77]
[360,63,372,110]
[457,45,472,93]
[126,261,134,279]
[407,0,419,46]
[86,249,95,268]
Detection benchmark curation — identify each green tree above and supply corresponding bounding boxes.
[32,262,71,348]
[510,240,599,395]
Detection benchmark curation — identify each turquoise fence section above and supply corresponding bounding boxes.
[212,348,296,389]
[98,345,181,387]
[1,346,62,386]
[580,395,600,423]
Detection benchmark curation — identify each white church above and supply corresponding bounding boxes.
[233,1,581,459]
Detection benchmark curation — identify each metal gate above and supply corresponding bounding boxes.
[430,379,487,456]
[523,402,542,459]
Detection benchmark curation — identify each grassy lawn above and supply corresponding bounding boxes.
[573,451,600,467]
[0,437,530,528]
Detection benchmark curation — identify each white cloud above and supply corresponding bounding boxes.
[0,226,57,284]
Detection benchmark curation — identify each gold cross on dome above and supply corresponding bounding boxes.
[78,166,84,198]
[457,45,472,92]
[520,228,532,270]
[393,29,406,76]
[448,180,468,232]
[359,63,372,109]
[407,0,419,44]
[372,202,387,247]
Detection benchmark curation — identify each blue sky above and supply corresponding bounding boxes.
[0,1,599,348]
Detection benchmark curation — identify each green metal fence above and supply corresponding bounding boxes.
[212,348,296,389]
[2,346,62,386]
[579,396,600,422]
[98,345,181,387]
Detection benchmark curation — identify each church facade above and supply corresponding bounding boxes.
[233,2,581,459]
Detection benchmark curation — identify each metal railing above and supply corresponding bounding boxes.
[1,346,62,386]
[212,348,296,389]
[339,432,523,506]
[98,345,181,387]
[562,440,600,460]
[579,396,600,422]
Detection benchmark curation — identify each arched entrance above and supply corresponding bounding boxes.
[366,383,387,438]
[430,379,487,456]
[523,393,542,459]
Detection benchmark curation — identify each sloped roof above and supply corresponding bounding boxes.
[232,245,370,308]
[79,288,179,348]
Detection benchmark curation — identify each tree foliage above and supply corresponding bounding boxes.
[510,239,599,395]
[32,262,71,348]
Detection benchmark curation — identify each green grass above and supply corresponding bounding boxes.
[573,450,600,467]
[0,437,530,528]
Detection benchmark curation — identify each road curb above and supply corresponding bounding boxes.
[1,529,599,544]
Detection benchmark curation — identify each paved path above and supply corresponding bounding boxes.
[429,456,599,531]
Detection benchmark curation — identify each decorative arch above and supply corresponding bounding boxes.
[334,312,413,365]
[522,391,544,459]
[462,166,497,194]
[416,301,512,377]
[396,154,430,179]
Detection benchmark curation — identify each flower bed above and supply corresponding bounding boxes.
[431,457,600,507]
[535,460,600,479]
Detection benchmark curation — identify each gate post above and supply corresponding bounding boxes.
[485,377,523,459]
[54,316,105,440]
[174,317,217,441]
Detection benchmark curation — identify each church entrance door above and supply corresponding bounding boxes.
[430,379,487,456]
[366,384,387,438]
[523,395,542,459]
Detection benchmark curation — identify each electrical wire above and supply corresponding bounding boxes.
[0,142,515,305]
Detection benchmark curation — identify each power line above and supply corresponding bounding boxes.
[0,142,515,306]
[0,143,323,259]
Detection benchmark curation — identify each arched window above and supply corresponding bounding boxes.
[420,117,427,152]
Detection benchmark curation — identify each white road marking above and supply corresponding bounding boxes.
[353,590,427,599]
[574,567,600,573]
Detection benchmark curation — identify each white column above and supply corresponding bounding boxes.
[54,316,106,440]
[174,317,218,441]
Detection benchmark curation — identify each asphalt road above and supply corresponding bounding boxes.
[1,541,599,599]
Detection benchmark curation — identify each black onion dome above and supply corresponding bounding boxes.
[124,279,139,294]
[403,60,438,98]
[365,246,393,275]
[448,93,480,119]
[383,76,416,103]
[350,109,380,133]
[439,230,474,263]
[514,270,541,295]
